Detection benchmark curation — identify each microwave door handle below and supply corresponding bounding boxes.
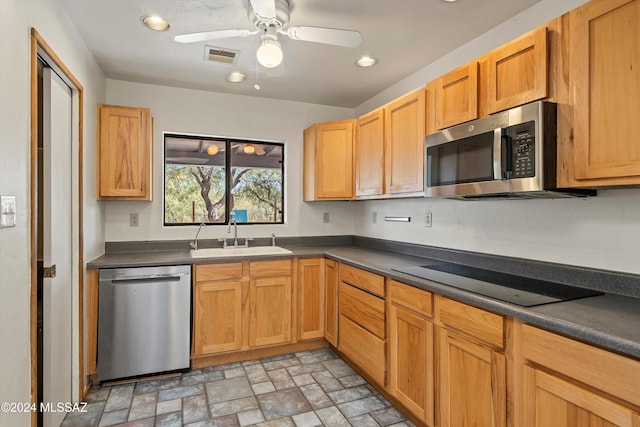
[493,128,503,179]
[502,131,513,179]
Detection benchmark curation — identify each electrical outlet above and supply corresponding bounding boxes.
[130,213,139,227]
[425,211,432,227]
[323,212,330,223]
[372,211,377,224]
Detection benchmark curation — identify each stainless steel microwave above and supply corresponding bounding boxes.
[424,101,595,199]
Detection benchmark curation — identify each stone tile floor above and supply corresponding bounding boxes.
[62,348,415,426]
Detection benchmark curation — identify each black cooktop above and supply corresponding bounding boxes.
[393,263,603,307]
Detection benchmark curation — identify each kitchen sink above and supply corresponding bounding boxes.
[190,246,292,258]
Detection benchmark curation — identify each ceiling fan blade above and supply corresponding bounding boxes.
[283,26,363,48]
[250,0,277,20]
[174,29,258,44]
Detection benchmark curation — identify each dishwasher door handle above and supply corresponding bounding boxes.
[110,275,183,285]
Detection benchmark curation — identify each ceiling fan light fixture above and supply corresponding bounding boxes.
[244,144,256,154]
[226,71,247,83]
[356,56,377,67]
[141,15,170,32]
[207,144,220,156]
[256,36,283,68]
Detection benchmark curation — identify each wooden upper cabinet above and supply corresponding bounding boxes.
[570,0,640,184]
[435,62,479,129]
[355,108,385,197]
[303,120,355,200]
[487,26,548,114]
[384,89,426,194]
[98,104,152,200]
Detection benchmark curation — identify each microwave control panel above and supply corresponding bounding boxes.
[511,121,535,178]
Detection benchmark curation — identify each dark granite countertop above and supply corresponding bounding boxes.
[87,240,640,359]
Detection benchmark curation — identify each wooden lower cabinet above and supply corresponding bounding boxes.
[523,366,640,427]
[194,280,242,354]
[324,259,339,346]
[388,281,434,426]
[437,327,506,427]
[520,324,640,427]
[193,260,292,357]
[298,258,325,341]
[436,296,506,427]
[249,276,292,347]
[338,263,386,387]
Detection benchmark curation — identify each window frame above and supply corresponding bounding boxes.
[163,132,285,226]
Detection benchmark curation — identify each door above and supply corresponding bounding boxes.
[435,62,479,129]
[356,108,385,196]
[570,0,640,181]
[42,67,73,427]
[193,281,243,355]
[384,89,425,194]
[437,328,506,427]
[298,258,325,341]
[249,276,292,347]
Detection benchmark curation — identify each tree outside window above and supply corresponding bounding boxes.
[164,134,284,225]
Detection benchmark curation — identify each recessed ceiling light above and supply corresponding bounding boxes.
[356,56,377,68]
[141,15,170,32]
[226,71,247,83]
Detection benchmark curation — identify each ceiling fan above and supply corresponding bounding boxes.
[174,0,363,68]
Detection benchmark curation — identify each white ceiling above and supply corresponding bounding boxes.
[59,0,541,108]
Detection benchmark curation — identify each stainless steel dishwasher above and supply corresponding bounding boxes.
[98,265,191,382]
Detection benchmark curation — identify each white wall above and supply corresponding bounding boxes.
[353,190,640,276]
[0,0,105,425]
[103,80,357,242]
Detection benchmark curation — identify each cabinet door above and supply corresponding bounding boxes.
[487,26,548,114]
[98,104,151,200]
[389,303,434,426]
[570,0,640,182]
[523,366,640,427]
[437,328,506,427]
[298,258,324,341]
[435,62,479,129]
[384,89,426,194]
[314,120,355,199]
[249,276,292,347]
[324,259,339,347]
[193,281,242,355]
[356,109,385,197]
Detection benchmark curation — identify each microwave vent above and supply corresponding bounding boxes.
[204,46,238,64]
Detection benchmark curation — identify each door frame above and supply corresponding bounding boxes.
[30,28,85,427]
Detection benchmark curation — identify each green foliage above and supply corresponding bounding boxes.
[165,165,282,224]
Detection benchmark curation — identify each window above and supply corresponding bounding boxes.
[164,133,284,225]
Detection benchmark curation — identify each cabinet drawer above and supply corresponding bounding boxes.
[340,282,385,339]
[522,324,640,406]
[437,297,504,349]
[339,263,385,297]
[339,314,386,386]
[195,263,243,282]
[389,280,433,317]
[250,259,292,278]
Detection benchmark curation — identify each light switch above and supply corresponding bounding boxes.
[0,195,16,228]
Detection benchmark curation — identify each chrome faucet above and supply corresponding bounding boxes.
[271,233,276,247]
[190,221,206,250]
[227,218,238,247]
